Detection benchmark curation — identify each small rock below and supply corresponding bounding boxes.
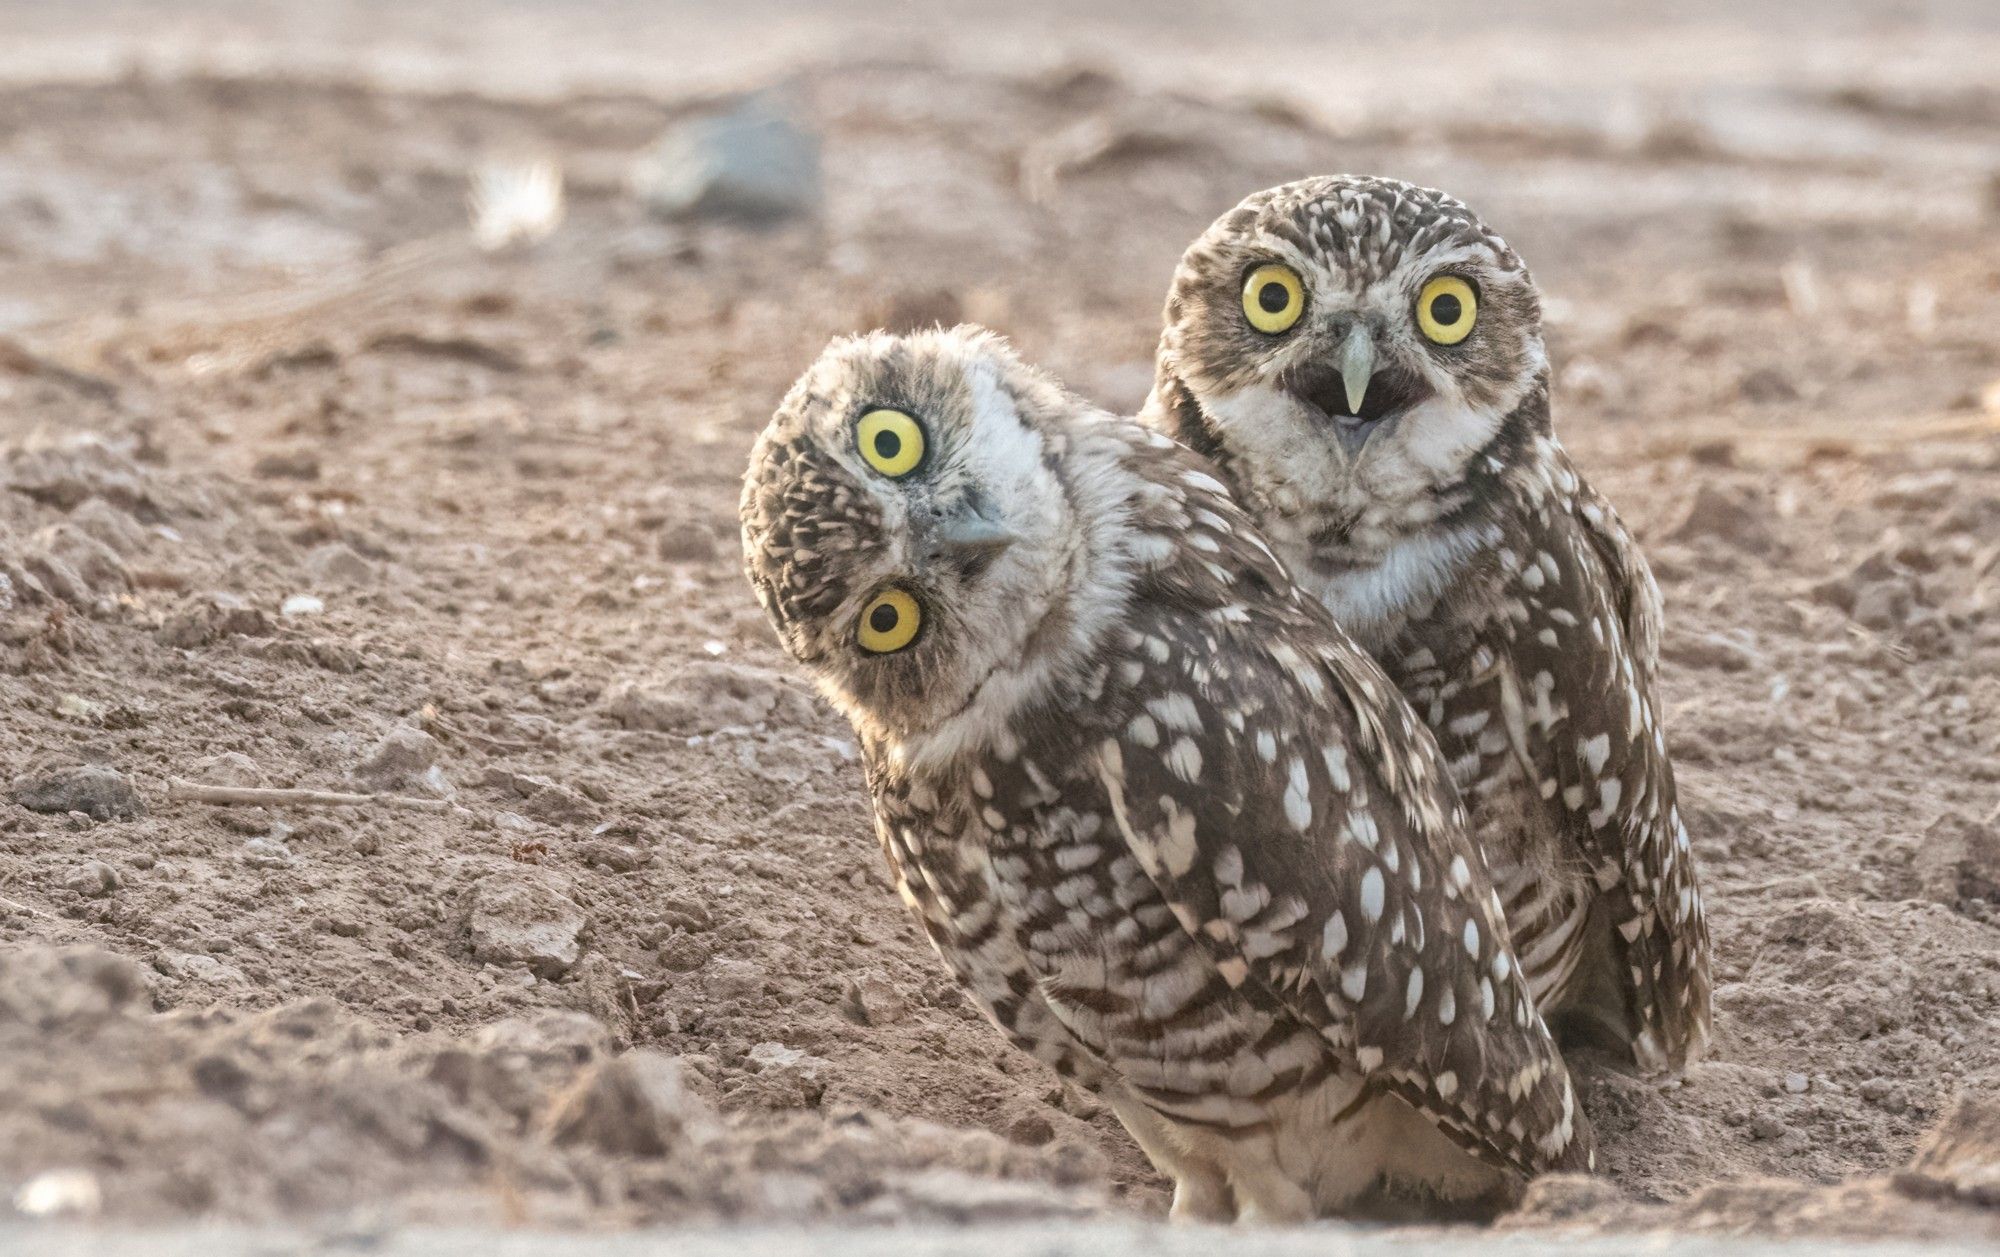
[1784,1072,1810,1094]
[657,934,710,972]
[632,93,822,222]
[280,594,325,617]
[353,726,447,794]
[1860,1077,1895,1104]
[577,840,651,872]
[1913,814,2000,909]
[546,1051,713,1156]
[62,861,122,897]
[840,975,909,1027]
[706,957,765,999]
[1006,1113,1057,1146]
[191,751,264,788]
[1663,631,1761,673]
[483,769,598,824]
[1749,1114,1790,1141]
[1738,367,1800,403]
[656,527,720,563]
[305,542,376,586]
[156,592,272,649]
[1661,482,1778,554]
[251,451,321,481]
[468,871,589,979]
[11,764,145,821]
[1852,579,1915,630]
[12,1169,103,1219]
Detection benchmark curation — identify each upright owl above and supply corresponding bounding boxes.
[742,326,1593,1222]
[1144,175,1712,1077]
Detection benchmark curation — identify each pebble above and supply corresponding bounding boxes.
[546,1051,713,1156]
[305,542,376,586]
[11,764,145,821]
[840,975,909,1027]
[191,751,264,788]
[631,93,822,222]
[1663,631,1761,673]
[155,592,272,649]
[1784,1072,1810,1094]
[280,594,325,617]
[467,870,589,979]
[353,726,447,794]
[1748,1113,1790,1141]
[1661,482,1778,554]
[63,860,122,897]
[1851,579,1915,630]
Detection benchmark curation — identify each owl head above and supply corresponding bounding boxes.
[742,327,1103,749]
[1150,176,1548,526]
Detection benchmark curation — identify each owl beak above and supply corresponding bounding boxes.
[925,507,1017,577]
[1337,324,1376,417]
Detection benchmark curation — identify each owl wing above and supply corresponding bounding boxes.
[1505,454,1713,1076]
[1090,462,1592,1176]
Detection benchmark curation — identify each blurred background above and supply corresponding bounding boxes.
[1,0,1997,1241]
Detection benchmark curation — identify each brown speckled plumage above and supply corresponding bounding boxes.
[743,326,1592,1222]
[1144,175,1713,1078]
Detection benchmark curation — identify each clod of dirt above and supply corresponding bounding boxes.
[0,947,150,1027]
[605,660,815,735]
[840,974,908,1027]
[63,860,122,897]
[1901,1094,2000,1206]
[1662,630,1761,672]
[1661,481,1780,554]
[191,751,264,788]
[1851,578,1917,630]
[467,870,589,978]
[546,1050,713,1156]
[353,726,449,796]
[10,762,145,820]
[736,1041,833,1109]
[1912,814,2000,911]
[155,592,273,649]
[484,769,599,824]
[305,542,375,586]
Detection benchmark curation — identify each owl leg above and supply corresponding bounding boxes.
[1169,1171,1235,1224]
[1105,1090,1236,1223]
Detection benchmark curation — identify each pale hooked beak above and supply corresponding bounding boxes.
[1337,323,1376,416]
[924,506,1017,574]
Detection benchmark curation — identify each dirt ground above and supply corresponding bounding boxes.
[2,0,1999,1242]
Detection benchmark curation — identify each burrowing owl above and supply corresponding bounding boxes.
[1145,175,1712,1076]
[741,326,1593,1222]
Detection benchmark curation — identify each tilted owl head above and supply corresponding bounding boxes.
[1153,175,1547,518]
[741,328,1093,744]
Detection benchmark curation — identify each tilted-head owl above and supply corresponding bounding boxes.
[1144,175,1712,1077]
[742,325,1593,1221]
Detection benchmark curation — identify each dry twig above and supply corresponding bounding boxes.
[167,779,461,813]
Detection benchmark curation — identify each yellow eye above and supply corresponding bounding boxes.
[1416,275,1478,345]
[857,409,925,478]
[857,588,922,654]
[1241,263,1305,335]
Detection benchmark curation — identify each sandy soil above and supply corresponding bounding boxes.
[1,2,1999,1241]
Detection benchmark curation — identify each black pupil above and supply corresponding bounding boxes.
[1257,282,1290,314]
[873,429,902,461]
[869,603,900,634]
[1431,293,1463,325]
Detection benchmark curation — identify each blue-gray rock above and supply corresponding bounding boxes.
[632,95,821,222]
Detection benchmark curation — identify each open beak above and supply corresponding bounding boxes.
[1337,323,1376,417]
